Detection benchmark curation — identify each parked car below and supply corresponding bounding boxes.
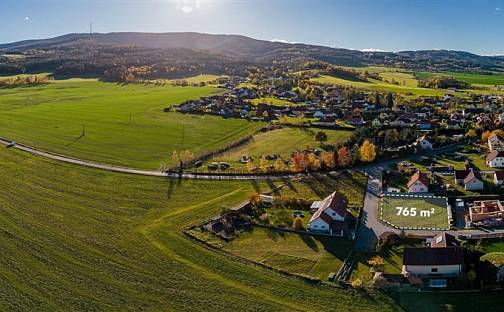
[207,162,219,170]
[194,160,203,167]
[219,162,231,170]
[292,211,304,218]
[6,141,16,148]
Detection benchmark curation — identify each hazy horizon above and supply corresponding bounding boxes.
[1,0,504,55]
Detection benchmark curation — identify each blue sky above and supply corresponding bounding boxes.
[1,0,504,55]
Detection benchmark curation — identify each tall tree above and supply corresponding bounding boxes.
[337,147,352,167]
[359,140,377,163]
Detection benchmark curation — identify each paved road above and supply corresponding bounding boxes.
[0,137,303,180]
[354,144,467,253]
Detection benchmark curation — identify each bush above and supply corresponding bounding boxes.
[351,278,363,289]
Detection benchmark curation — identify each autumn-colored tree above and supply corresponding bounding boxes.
[170,151,180,168]
[493,129,504,139]
[482,130,492,143]
[249,192,262,206]
[292,217,304,230]
[259,157,269,173]
[359,140,377,163]
[180,150,194,163]
[273,158,288,172]
[337,147,352,167]
[246,159,255,173]
[367,255,385,272]
[389,129,399,145]
[291,152,308,172]
[322,152,336,169]
[466,129,477,138]
[307,153,321,171]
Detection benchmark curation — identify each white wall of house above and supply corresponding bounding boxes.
[465,179,484,191]
[308,218,330,232]
[402,264,462,277]
[487,157,504,168]
[408,181,428,193]
[418,140,433,150]
[495,176,504,186]
[324,207,345,221]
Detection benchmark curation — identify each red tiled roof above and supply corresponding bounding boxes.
[407,170,429,188]
[320,191,348,217]
[487,150,504,161]
[464,169,482,184]
[310,209,333,224]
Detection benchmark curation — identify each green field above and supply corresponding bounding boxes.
[312,66,504,97]
[223,227,354,279]
[0,80,263,169]
[311,75,447,97]
[249,97,298,106]
[0,146,400,311]
[210,127,353,169]
[416,71,504,86]
[380,194,449,230]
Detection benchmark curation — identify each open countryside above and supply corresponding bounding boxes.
[3,1,504,311]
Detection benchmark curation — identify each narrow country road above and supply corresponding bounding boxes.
[0,137,303,180]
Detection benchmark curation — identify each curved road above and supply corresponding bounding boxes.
[0,137,303,180]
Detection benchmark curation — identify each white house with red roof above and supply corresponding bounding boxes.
[488,134,504,152]
[308,192,348,236]
[407,170,429,193]
[494,171,504,186]
[487,151,504,168]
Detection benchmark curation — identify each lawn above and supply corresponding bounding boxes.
[249,97,299,107]
[222,227,354,280]
[311,74,446,97]
[416,71,504,86]
[380,194,449,230]
[0,146,399,311]
[275,171,368,209]
[209,127,353,170]
[0,80,263,169]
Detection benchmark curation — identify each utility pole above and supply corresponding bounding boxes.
[82,124,86,137]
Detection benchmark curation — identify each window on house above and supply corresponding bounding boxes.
[431,268,438,273]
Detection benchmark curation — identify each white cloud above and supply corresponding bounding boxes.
[24,16,30,21]
[271,39,298,44]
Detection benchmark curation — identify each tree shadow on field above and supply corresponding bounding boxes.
[65,134,85,147]
[299,233,319,252]
[166,176,183,200]
[281,177,298,193]
[250,180,260,193]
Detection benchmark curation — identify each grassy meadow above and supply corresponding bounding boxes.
[0,80,263,169]
[209,127,353,170]
[416,71,504,86]
[0,146,400,311]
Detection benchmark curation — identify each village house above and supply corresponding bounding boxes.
[463,169,484,191]
[407,170,429,193]
[486,150,504,168]
[429,233,460,248]
[402,246,464,288]
[415,135,433,151]
[308,192,348,236]
[488,134,504,151]
[494,171,504,186]
[344,114,365,126]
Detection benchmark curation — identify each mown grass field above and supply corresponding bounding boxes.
[0,146,399,311]
[416,71,504,86]
[223,227,354,279]
[312,66,504,97]
[210,127,353,169]
[249,97,299,106]
[380,195,449,229]
[0,80,263,169]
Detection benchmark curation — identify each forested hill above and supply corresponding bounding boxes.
[1,32,504,77]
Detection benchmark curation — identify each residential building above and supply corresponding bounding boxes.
[402,247,464,288]
[407,170,429,193]
[415,135,433,151]
[488,134,504,151]
[463,169,484,191]
[308,192,348,236]
[486,150,504,168]
[494,171,504,186]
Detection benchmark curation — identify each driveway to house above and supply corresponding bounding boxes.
[353,144,467,253]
